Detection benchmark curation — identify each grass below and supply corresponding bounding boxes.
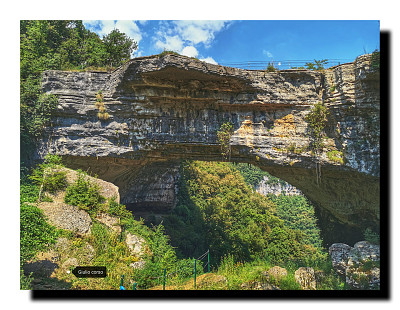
[158,50,180,57]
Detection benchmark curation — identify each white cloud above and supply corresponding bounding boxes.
[83,20,142,44]
[114,20,142,43]
[152,20,231,54]
[263,49,273,58]
[200,57,218,65]
[174,20,229,47]
[181,46,199,58]
[155,35,184,52]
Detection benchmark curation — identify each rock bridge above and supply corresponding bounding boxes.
[39,53,380,244]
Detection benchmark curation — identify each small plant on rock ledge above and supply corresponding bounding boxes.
[95,90,110,121]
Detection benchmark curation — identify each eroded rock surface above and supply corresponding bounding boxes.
[38,53,380,243]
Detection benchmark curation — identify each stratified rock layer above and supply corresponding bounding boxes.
[38,53,380,244]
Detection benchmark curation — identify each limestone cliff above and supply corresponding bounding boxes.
[38,53,380,244]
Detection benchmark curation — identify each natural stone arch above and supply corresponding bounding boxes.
[39,53,380,245]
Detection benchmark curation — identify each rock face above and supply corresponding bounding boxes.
[38,53,380,243]
[329,241,380,289]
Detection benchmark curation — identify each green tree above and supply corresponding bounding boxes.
[305,102,329,154]
[305,59,328,71]
[103,29,137,68]
[217,122,234,160]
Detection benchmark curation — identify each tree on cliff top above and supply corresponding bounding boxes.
[103,29,138,68]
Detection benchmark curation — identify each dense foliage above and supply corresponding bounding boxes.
[20,204,58,263]
[268,195,324,251]
[20,156,63,266]
[64,170,105,212]
[20,20,137,164]
[164,161,323,265]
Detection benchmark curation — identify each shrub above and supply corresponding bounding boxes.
[20,204,58,263]
[64,170,105,211]
[266,63,276,72]
[327,150,344,164]
[29,154,68,195]
[97,112,110,120]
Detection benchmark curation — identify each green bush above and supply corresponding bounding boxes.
[108,197,132,220]
[20,178,39,204]
[64,170,105,211]
[29,154,67,195]
[371,50,380,71]
[20,204,58,263]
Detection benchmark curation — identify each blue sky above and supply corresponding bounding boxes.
[83,20,379,69]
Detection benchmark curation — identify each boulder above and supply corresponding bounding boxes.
[329,241,380,289]
[294,267,316,290]
[125,233,147,256]
[262,266,288,281]
[328,243,352,276]
[37,203,92,236]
